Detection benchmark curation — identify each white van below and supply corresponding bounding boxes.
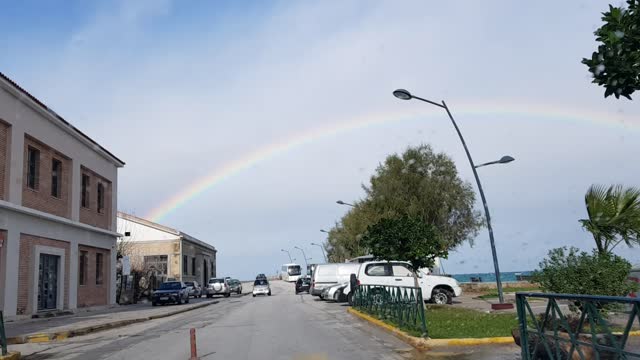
[310,263,361,297]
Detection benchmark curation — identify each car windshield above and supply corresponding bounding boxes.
[209,278,224,284]
[159,282,181,290]
[287,266,301,276]
[254,280,268,286]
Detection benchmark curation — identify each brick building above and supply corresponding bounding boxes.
[0,72,124,318]
[117,212,216,285]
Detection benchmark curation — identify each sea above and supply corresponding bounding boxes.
[450,271,533,283]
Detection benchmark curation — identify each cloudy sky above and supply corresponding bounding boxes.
[2,0,639,280]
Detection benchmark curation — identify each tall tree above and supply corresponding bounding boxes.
[582,0,640,99]
[363,144,483,250]
[579,184,640,254]
[323,144,482,261]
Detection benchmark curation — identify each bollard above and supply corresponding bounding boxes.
[189,328,197,360]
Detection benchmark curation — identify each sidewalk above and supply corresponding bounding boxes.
[453,293,560,314]
[5,297,221,344]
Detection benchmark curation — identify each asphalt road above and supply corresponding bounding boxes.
[12,280,521,360]
[10,281,410,359]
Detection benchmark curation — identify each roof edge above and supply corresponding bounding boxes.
[0,71,125,167]
[117,211,179,236]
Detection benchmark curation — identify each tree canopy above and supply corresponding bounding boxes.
[324,144,483,262]
[362,216,447,272]
[582,0,640,99]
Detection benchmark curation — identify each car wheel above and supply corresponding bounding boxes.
[268,291,271,296]
[225,293,231,298]
[185,296,190,304]
[152,302,157,307]
[431,288,453,305]
[333,291,340,302]
[253,294,256,297]
[177,296,183,305]
[347,292,354,306]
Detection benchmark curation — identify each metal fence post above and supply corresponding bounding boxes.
[0,310,7,356]
[516,293,529,360]
[416,286,428,338]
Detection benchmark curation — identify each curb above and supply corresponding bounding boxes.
[347,307,514,349]
[0,351,21,360]
[7,300,220,345]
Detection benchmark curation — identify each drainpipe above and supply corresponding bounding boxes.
[179,237,183,282]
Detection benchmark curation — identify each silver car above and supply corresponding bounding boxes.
[184,281,202,298]
[205,278,231,298]
[252,279,271,297]
[324,282,348,302]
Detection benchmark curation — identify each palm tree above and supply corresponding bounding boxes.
[579,185,640,255]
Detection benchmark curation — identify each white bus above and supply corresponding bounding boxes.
[280,263,302,282]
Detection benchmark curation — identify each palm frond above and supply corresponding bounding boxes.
[581,184,640,253]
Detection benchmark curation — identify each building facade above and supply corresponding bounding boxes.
[0,72,124,317]
[117,212,216,286]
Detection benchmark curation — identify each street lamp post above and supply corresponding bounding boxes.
[336,200,355,207]
[393,89,514,308]
[311,242,327,262]
[294,246,309,268]
[281,249,292,263]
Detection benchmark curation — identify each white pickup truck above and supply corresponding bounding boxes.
[343,260,462,305]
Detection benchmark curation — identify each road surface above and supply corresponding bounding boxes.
[11,280,519,359]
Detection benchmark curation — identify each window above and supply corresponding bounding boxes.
[97,183,105,213]
[143,255,168,275]
[183,255,188,275]
[365,263,390,276]
[392,264,413,277]
[51,159,62,198]
[191,257,196,275]
[96,253,104,285]
[27,146,40,190]
[81,174,90,208]
[79,251,88,286]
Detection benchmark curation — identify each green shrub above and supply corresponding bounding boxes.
[533,247,637,298]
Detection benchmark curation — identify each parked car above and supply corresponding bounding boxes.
[295,277,311,294]
[253,279,271,297]
[184,281,202,298]
[310,263,360,298]
[256,273,267,280]
[205,278,231,298]
[342,261,462,305]
[152,281,190,306]
[228,279,243,294]
[322,282,348,302]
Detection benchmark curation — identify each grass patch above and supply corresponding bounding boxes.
[476,286,542,300]
[425,305,518,338]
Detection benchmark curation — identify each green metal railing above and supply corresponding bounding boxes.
[1,311,7,356]
[516,292,640,359]
[353,284,428,337]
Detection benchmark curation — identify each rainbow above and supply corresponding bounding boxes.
[146,100,638,222]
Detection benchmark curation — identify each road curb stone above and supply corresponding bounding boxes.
[7,300,221,345]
